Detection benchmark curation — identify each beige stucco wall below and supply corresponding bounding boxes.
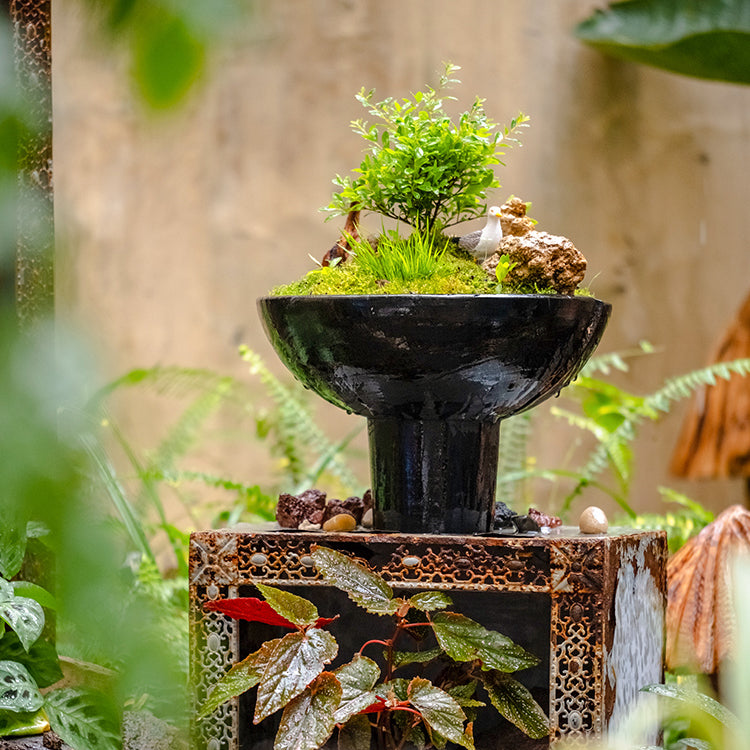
[52,0,750,527]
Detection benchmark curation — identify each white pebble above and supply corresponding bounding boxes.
[579,506,608,534]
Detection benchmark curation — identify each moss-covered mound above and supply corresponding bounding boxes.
[272,251,500,296]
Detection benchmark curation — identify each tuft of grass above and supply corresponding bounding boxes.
[349,229,447,283]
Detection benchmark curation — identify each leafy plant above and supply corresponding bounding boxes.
[496,340,750,521]
[493,254,517,286]
[199,546,549,750]
[0,527,120,750]
[575,0,750,86]
[326,62,529,234]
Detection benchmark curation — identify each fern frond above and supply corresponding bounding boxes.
[90,366,252,409]
[149,377,236,473]
[562,356,750,517]
[496,412,533,509]
[240,347,361,493]
[145,468,277,521]
[646,357,750,413]
[548,406,608,441]
[579,341,656,377]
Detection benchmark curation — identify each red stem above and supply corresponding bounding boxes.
[359,639,390,655]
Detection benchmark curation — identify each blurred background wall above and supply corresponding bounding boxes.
[51,0,750,524]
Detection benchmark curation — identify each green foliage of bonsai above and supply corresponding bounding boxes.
[199,546,549,750]
[325,62,529,234]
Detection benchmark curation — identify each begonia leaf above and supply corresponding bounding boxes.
[311,546,402,615]
[275,672,341,750]
[431,612,538,673]
[204,597,296,629]
[198,639,272,718]
[337,713,372,750]
[391,648,441,669]
[255,583,319,628]
[254,628,338,723]
[332,655,380,724]
[408,591,452,612]
[407,677,473,750]
[479,672,550,739]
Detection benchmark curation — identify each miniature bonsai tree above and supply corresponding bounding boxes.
[325,62,528,235]
[198,546,549,750]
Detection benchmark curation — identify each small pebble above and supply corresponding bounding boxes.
[322,513,357,532]
[361,508,373,528]
[579,506,608,534]
[298,519,322,531]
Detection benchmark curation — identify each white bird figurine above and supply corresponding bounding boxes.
[455,205,503,260]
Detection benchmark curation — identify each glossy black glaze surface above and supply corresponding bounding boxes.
[258,295,611,533]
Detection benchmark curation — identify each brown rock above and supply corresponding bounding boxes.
[362,489,373,511]
[528,507,562,528]
[321,499,346,523]
[499,196,535,237]
[276,489,326,528]
[484,230,586,294]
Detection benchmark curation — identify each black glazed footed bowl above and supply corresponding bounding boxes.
[258,294,611,535]
[257,294,611,420]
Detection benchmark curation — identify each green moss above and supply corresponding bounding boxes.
[272,250,501,296]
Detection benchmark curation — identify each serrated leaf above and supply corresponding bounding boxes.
[311,546,402,615]
[43,688,120,750]
[256,583,320,627]
[408,592,452,612]
[333,655,380,724]
[448,682,485,709]
[337,713,372,750]
[0,632,63,688]
[375,678,410,703]
[407,677,473,750]
[480,673,549,739]
[431,612,538,673]
[391,648,441,669]
[198,644,269,718]
[275,672,341,750]
[204,597,297,629]
[255,628,338,723]
[0,660,43,712]
[0,592,46,651]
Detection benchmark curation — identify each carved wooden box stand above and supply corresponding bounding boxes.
[189,527,666,749]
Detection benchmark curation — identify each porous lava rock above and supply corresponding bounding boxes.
[528,507,562,529]
[499,196,535,237]
[484,230,587,295]
[493,501,516,529]
[276,489,326,528]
